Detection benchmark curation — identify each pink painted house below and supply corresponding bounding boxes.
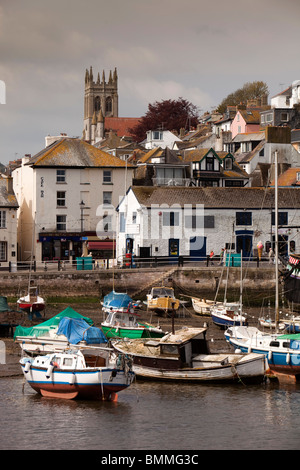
[231,108,262,139]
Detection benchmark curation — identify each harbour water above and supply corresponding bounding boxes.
[1,376,300,450]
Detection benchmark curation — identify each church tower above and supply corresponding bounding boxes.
[83,66,118,143]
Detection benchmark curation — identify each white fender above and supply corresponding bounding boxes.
[286,353,290,364]
[24,361,31,373]
[268,350,272,361]
[46,364,54,379]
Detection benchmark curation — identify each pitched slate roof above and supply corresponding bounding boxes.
[0,176,18,208]
[271,168,300,187]
[131,186,300,209]
[27,138,134,168]
[137,147,184,164]
[238,109,261,124]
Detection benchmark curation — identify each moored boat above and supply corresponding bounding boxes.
[225,325,300,382]
[211,303,248,328]
[146,286,180,315]
[101,309,165,339]
[112,327,267,384]
[102,291,134,314]
[258,317,285,330]
[14,307,101,356]
[191,297,217,316]
[20,347,134,401]
[17,286,45,314]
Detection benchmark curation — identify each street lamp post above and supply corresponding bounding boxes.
[79,200,85,233]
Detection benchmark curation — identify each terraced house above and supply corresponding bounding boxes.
[116,186,300,263]
[12,137,134,263]
[0,175,18,267]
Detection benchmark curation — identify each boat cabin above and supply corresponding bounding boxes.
[104,310,139,328]
[150,287,176,299]
[32,350,108,369]
[144,328,210,367]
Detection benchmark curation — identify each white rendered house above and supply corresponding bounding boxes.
[12,137,134,262]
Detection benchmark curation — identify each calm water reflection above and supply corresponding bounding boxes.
[1,377,300,450]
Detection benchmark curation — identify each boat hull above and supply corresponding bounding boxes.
[130,357,265,383]
[17,301,45,312]
[211,313,247,328]
[113,343,266,384]
[101,325,164,339]
[225,328,300,381]
[20,363,134,400]
[191,298,212,316]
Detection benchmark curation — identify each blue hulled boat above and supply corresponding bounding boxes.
[225,326,300,381]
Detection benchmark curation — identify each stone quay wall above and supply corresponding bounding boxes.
[0,265,276,301]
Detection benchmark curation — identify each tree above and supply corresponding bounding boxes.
[216,81,269,114]
[129,97,200,142]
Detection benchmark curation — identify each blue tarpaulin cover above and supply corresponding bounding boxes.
[57,317,107,344]
[103,290,132,309]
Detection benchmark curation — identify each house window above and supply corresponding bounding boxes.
[206,157,214,171]
[103,215,112,232]
[266,113,273,123]
[0,241,7,261]
[56,169,66,183]
[236,212,252,226]
[153,131,163,140]
[120,212,125,232]
[57,191,66,207]
[163,211,179,226]
[103,191,112,205]
[297,172,300,182]
[0,211,6,228]
[272,212,288,226]
[281,112,289,122]
[132,212,137,224]
[225,180,244,187]
[103,170,112,184]
[56,215,66,231]
[224,158,232,170]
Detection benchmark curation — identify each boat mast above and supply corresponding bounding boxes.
[239,249,243,320]
[275,150,279,332]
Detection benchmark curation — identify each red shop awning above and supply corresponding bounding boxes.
[87,241,116,250]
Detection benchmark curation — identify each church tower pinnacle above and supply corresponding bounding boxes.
[83,67,119,143]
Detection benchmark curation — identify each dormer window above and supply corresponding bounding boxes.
[153,131,163,140]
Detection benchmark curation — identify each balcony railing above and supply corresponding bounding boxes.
[152,178,191,186]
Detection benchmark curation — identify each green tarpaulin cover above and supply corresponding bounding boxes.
[14,306,94,339]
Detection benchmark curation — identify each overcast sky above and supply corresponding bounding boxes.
[0,0,299,164]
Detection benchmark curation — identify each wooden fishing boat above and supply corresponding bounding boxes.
[20,347,134,401]
[112,327,267,384]
[146,287,180,315]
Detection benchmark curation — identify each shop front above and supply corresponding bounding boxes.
[39,234,82,261]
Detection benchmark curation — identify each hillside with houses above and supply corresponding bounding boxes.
[1,70,300,268]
